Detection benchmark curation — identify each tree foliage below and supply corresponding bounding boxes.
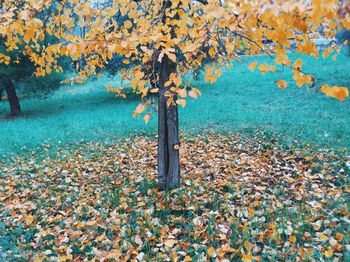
[0,0,349,120]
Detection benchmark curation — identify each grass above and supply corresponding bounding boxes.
[0,52,350,157]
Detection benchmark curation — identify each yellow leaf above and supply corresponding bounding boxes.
[208,47,216,58]
[189,88,201,99]
[294,58,302,69]
[25,215,34,225]
[164,80,172,87]
[24,29,34,43]
[121,202,128,209]
[166,97,174,107]
[276,80,288,90]
[165,239,177,248]
[59,254,73,262]
[249,61,258,72]
[144,114,150,124]
[244,241,252,252]
[248,206,255,217]
[135,71,145,80]
[336,232,343,241]
[132,103,148,117]
[33,255,42,262]
[216,69,223,77]
[325,248,333,258]
[76,222,84,229]
[176,99,186,108]
[242,253,253,262]
[96,233,106,242]
[120,6,128,16]
[173,77,182,87]
[208,247,216,258]
[124,20,132,29]
[167,52,177,63]
[184,255,192,262]
[258,63,268,75]
[178,88,187,98]
[86,220,97,226]
[289,236,296,243]
[320,85,349,101]
[319,233,329,241]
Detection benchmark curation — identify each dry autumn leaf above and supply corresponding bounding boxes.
[144,114,151,124]
[249,61,258,72]
[276,80,288,90]
[176,99,186,108]
[320,85,349,101]
[208,247,216,258]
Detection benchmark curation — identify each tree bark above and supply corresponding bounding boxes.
[158,55,180,190]
[4,79,21,116]
[0,88,4,101]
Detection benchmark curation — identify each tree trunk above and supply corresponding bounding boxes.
[4,79,21,116]
[158,55,180,190]
[0,88,4,101]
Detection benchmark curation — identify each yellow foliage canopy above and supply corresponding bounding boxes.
[0,0,349,122]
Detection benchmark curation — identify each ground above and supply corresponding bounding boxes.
[0,133,349,261]
[0,54,349,261]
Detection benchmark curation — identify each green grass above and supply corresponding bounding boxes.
[0,52,350,156]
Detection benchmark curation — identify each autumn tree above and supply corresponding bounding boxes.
[0,1,66,116]
[338,0,350,55]
[0,42,65,116]
[0,0,349,188]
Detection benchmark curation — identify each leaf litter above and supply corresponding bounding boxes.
[0,132,349,261]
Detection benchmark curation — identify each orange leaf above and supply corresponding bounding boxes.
[242,253,253,262]
[173,77,182,87]
[289,236,296,243]
[294,58,302,69]
[208,247,216,258]
[167,52,176,62]
[165,239,177,248]
[123,20,132,29]
[276,80,288,90]
[319,233,329,241]
[189,88,201,99]
[178,88,187,98]
[320,85,349,101]
[258,63,268,75]
[249,61,258,72]
[144,114,150,124]
[325,248,333,258]
[176,99,186,108]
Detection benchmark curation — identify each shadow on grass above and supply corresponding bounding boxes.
[0,90,143,121]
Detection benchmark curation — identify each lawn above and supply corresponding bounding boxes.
[0,53,350,157]
[0,53,350,261]
[0,134,349,261]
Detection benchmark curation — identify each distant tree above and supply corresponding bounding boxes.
[0,0,349,188]
[0,45,63,116]
[0,44,27,116]
[0,71,21,116]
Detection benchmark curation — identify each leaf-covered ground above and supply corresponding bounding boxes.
[0,132,349,261]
